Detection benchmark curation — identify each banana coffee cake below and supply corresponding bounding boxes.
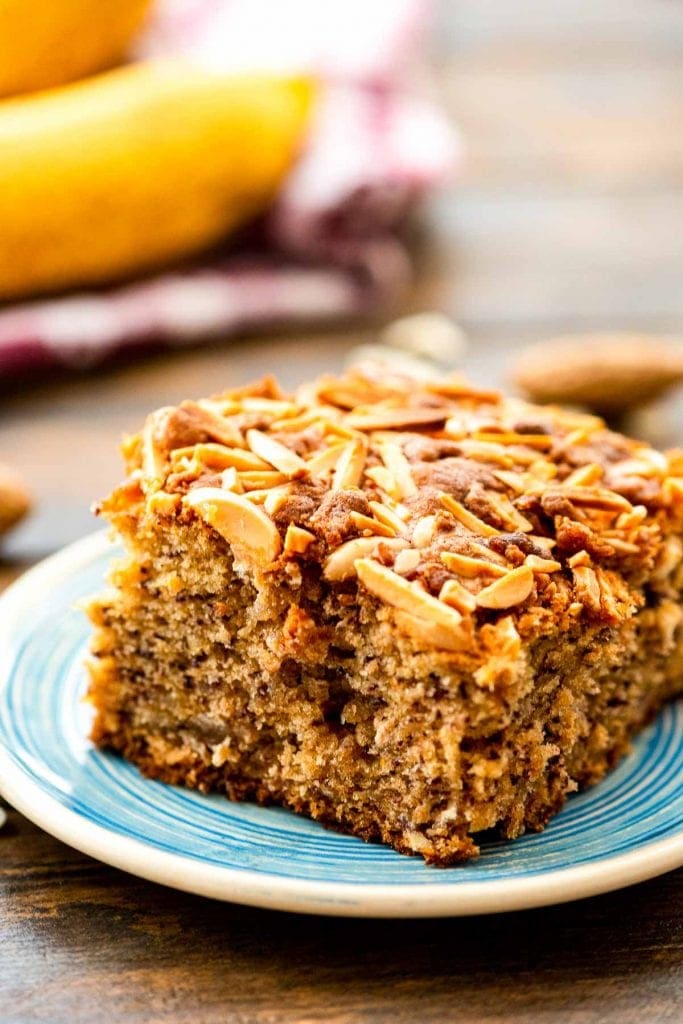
[87,369,683,864]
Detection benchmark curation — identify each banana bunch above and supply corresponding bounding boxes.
[0,1,313,300]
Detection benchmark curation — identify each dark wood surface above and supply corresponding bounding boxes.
[1,2,682,1020]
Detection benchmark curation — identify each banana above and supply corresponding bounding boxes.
[0,63,313,300]
[0,0,153,98]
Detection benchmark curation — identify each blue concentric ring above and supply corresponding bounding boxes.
[0,531,681,915]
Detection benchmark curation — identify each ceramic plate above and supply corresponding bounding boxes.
[0,531,681,917]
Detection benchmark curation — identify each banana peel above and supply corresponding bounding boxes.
[0,62,314,300]
[0,0,153,98]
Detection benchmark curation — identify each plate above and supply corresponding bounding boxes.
[0,531,681,917]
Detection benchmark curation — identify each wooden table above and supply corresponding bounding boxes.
[1,2,682,1020]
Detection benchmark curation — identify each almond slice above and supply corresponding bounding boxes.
[475,566,534,609]
[377,440,418,498]
[412,514,437,548]
[393,548,421,575]
[345,405,448,432]
[564,463,604,487]
[393,609,470,652]
[525,554,562,573]
[473,431,553,449]
[171,443,270,472]
[440,493,500,537]
[238,471,289,491]
[368,500,407,535]
[323,537,406,581]
[240,397,299,418]
[246,429,308,480]
[561,487,632,511]
[283,524,316,556]
[493,470,527,495]
[332,440,367,490]
[220,467,243,492]
[306,442,348,477]
[180,401,245,448]
[365,464,401,500]
[441,551,507,578]
[355,559,464,631]
[184,487,281,565]
[263,485,293,516]
[141,407,174,484]
[439,578,477,613]
[350,511,396,538]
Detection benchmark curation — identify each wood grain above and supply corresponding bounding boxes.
[1,1,682,1020]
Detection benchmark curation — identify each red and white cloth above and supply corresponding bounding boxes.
[0,0,458,380]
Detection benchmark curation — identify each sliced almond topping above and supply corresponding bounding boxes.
[441,551,507,578]
[171,443,269,472]
[350,511,396,538]
[263,485,293,515]
[572,565,601,613]
[615,505,648,529]
[412,514,437,548]
[332,440,367,490]
[529,459,557,482]
[283,524,316,556]
[439,578,477,613]
[240,397,299,418]
[238,470,289,491]
[564,463,604,487]
[146,491,181,515]
[377,440,418,498]
[323,537,406,581]
[355,559,464,631]
[141,408,174,484]
[652,535,683,580]
[493,470,527,494]
[368,500,407,535]
[365,464,401,500]
[220,467,243,492]
[568,550,591,568]
[603,537,640,555]
[180,401,245,448]
[196,398,241,418]
[245,429,308,480]
[440,493,500,537]
[455,440,514,468]
[443,418,468,441]
[306,442,348,477]
[662,476,683,505]
[486,492,534,533]
[346,405,448,432]
[270,409,331,433]
[393,548,421,575]
[184,487,281,565]
[475,566,534,609]
[562,487,632,511]
[525,554,562,573]
[473,431,553,449]
[393,608,470,652]
[425,379,501,404]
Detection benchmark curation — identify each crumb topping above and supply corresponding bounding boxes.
[106,369,683,649]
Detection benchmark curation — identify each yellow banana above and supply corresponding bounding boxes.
[0,0,153,98]
[0,63,313,300]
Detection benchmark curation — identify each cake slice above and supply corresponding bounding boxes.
[87,369,683,864]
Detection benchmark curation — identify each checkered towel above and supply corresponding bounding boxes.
[0,0,457,379]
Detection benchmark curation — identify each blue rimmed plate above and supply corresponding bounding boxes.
[0,531,681,917]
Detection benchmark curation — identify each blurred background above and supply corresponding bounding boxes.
[0,0,682,574]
